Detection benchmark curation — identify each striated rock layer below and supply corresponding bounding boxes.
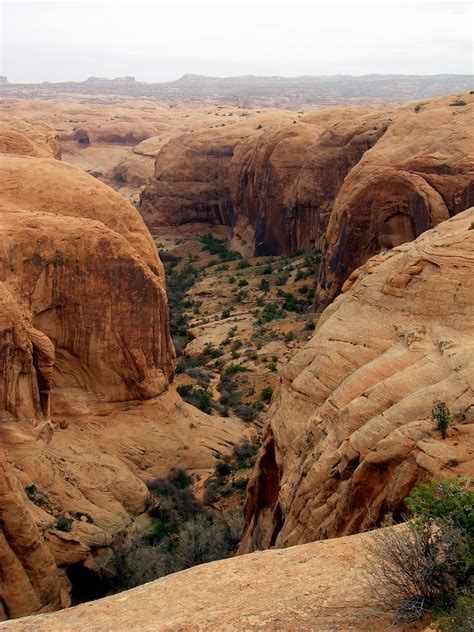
[141,93,473,287]
[0,117,243,621]
[239,209,474,553]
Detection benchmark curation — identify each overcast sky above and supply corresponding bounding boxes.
[1,0,472,82]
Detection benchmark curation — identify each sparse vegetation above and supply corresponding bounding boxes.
[365,478,473,625]
[109,468,243,593]
[449,100,467,106]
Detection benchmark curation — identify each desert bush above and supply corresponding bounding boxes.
[177,384,213,414]
[259,278,270,292]
[261,386,273,402]
[449,100,467,106]
[237,259,251,269]
[200,234,242,262]
[435,595,474,632]
[365,478,473,624]
[233,440,259,469]
[234,403,258,421]
[432,400,451,439]
[215,461,232,477]
[55,515,73,532]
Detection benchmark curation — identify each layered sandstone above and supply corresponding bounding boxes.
[140,93,473,282]
[0,116,61,159]
[0,117,243,620]
[317,92,474,304]
[2,529,408,632]
[239,209,474,552]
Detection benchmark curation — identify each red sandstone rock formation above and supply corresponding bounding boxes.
[317,93,474,305]
[239,209,474,553]
[0,117,243,621]
[140,93,473,285]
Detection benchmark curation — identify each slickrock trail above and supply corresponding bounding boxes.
[0,116,243,620]
[240,209,474,552]
[1,529,409,632]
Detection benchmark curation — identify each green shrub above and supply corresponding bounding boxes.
[285,331,295,342]
[259,278,270,292]
[432,400,450,439]
[449,100,467,106]
[233,440,259,469]
[233,477,248,491]
[177,385,213,414]
[434,595,474,631]
[365,478,473,624]
[215,462,232,477]
[200,233,242,262]
[237,259,251,269]
[55,516,73,532]
[304,320,315,331]
[261,386,273,402]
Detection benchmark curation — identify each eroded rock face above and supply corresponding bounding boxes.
[0,117,243,620]
[317,94,474,305]
[239,209,474,553]
[140,93,473,282]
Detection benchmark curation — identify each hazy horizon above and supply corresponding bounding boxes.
[1,1,472,83]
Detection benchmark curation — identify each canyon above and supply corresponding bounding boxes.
[0,87,472,629]
[140,92,473,304]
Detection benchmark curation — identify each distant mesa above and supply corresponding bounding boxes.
[85,75,136,82]
[0,75,8,84]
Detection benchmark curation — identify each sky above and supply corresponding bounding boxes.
[0,0,472,83]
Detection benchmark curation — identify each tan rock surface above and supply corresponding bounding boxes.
[240,209,474,552]
[317,92,474,304]
[1,529,407,632]
[140,93,473,280]
[0,116,244,620]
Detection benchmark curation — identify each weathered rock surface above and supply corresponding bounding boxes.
[0,116,61,159]
[317,92,474,304]
[0,117,244,620]
[1,529,409,632]
[239,209,474,552]
[140,93,473,281]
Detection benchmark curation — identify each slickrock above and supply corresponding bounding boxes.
[0,116,61,159]
[317,92,474,305]
[0,116,243,620]
[239,209,474,552]
[1,529,406,632]
[140,93,473,285]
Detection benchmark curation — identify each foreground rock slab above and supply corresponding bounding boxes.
[2,530,405,632]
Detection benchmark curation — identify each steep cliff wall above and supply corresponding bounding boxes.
[0,118,243,621]
[239,209,474,552]
[317,93,474,305]
[140,94,473,288]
